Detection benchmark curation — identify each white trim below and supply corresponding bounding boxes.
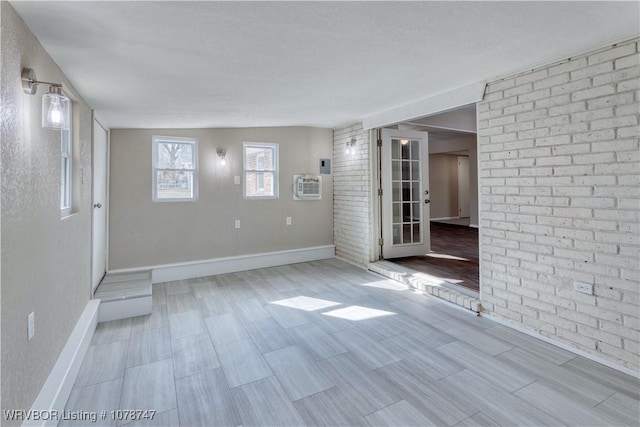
[23,300,99,427]
[482,312,640,379]
[470,223,479,229]
[243,142,279,200]
[362,81,486,130]
[486,34,639,88]
[152,135,199,202]
[430,216,460,221]
[369,128,381,264]
[109,245,336,284]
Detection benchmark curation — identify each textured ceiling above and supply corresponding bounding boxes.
[10,1,640,129]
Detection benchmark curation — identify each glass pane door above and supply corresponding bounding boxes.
[381,129,430,259]
[391,138,422,246]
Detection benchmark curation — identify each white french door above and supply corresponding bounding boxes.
[91,117,108,294]
[381,129,431,258]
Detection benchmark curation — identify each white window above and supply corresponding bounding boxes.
[243,142,278,199]
[60,106,72,216]
[152,136,198,201]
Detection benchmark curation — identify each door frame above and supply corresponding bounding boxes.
[91,112,109,296]
[457,156,471,218]
[379,128,430,259]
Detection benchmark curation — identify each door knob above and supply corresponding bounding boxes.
[94,203,102,208]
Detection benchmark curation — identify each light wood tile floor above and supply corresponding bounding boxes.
[65,259,640,426]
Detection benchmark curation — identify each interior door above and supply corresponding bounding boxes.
[91,118,108,294]
[458,156,470,218]
[381,129,431,258]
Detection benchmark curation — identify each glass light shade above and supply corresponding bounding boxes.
[42,88,70,130]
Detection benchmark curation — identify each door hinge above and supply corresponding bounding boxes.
[378,238,384,246]
[377,138,382,147]
[377,188,383,196]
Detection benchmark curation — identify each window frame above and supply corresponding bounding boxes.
[60,99,72,217]
[243,142,279,199]
[152,136,199,202]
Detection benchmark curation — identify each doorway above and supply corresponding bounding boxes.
[91,117,108,295]
[380,129,431,258]
[376,104,480,294]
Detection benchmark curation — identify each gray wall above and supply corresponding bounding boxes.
[430,136,479,226]
[1,2,92,419]
[429,154,460,219]
[109,127,333,269]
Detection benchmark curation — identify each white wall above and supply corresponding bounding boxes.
[477,38,639,370]
[333,124,373,265]
[1,2,93,420]
[109,127,333,270]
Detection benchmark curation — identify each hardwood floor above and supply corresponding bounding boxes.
[64,259,639,426]
[390,221,480,291]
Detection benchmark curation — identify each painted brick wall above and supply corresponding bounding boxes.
[477,38,640,370]
[333,123,373,265]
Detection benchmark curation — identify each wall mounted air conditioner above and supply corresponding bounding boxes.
[293,174,322,200]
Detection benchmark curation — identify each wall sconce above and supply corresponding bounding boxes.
[21,68,70,130]
[216,148,227,166]
[346,137,356,155]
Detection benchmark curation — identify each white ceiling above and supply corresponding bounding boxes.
[11,1,639,129]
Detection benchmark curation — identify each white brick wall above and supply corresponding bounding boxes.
[333,123,372,265]
[478,38,640,370]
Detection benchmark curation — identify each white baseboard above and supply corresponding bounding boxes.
[108,245,335,284]
[23,300,99,427]
[430,216,459,221]
[482,312,640,379]
[470,223,479,228]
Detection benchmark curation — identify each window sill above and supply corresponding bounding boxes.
[152,198,199,203]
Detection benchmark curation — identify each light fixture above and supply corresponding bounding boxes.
[400,139,409,145]
[216,148,227,166]
[346,137,356,155]
[22,68,70,130]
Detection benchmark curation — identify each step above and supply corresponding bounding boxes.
[368,260,481,313]
[94,270,152,322]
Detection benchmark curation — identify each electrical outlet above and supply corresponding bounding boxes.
[235,220,241,229]
[286,217,292,225]
[574,281,593,295]
[234,176,240,185]
[28,312,35,341]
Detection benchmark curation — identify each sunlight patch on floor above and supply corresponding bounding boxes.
[426,253,469,262]
[359,279,409,291]
[270,296,342,311]
[322,305,396,321]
